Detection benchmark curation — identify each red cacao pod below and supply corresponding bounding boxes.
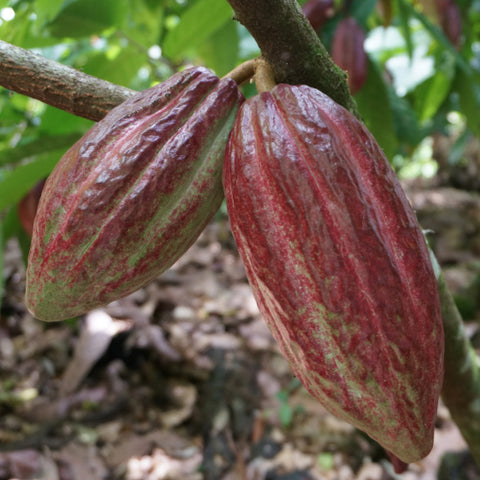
[26,67,243,322]
[438,0,462,49]
[302,0,334,31]
[223,84,444,463]
[434,0,450,13]
[331,17,368,94]
[18,179,46,237]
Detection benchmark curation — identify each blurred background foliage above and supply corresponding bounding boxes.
[0,0,479,301]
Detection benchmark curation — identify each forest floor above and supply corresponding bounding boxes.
[1,180,479,480]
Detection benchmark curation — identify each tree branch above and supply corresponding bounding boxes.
[225,0,359,116]
[0,40,135,122]
[0,0,358,120]
[436,269,480,465]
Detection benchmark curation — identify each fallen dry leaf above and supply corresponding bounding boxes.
[60,310,130,395]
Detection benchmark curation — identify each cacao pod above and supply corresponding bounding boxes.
[26,67,243,322]
[223,84,444,463]
[302,0,334,31]
[18,179,46,237]
[331,17,368,94]
[437,0,462,49]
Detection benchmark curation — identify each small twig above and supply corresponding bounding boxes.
[0,40,135,122]
[223,59,256,85]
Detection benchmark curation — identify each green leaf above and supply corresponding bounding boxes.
[351,0,378,27]
[197,22,239,76]
[35,0,66,25]
[279,401,294,427]
[453,69,480,137]
[0,5,36,47]
[395,0,413,59]
[448,129,473,167]
[0,219,4,312]
[276,391,294,427]
[413,54,456,122]
[397,0,470,73]
[317,452,335,471]
[0,133,81,168]
[0,152,61,212]
[81,48,146,88]
[39,106,93,136]
[387,86,424,147]
[47,0,128,38]
[123,0,164,48]
[162,0,234,59]
[355,58,397,160]
[413,73,451,123]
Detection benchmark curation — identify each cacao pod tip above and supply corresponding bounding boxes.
[25,282,73,322]
[386,451,409,474]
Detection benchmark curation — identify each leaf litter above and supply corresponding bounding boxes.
[1,190,479,480]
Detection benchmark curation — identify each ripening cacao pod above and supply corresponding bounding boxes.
[437,0,462,49]
[18,179,46,237]
[26,67,243,322]
[223,84,444,463]
[331,17,368,94]
[434,0,450,13]
[302,0,334,31]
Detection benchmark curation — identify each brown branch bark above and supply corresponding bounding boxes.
[225,0,359,116]
[0,40,135,122]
